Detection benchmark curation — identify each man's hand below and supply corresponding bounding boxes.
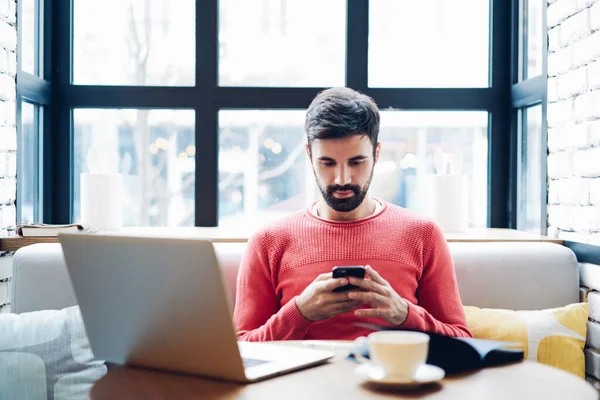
[295,273,363,321]
[346,265,409,325]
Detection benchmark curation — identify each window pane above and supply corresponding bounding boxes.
[219,0,346,87]
[73,109,195,227]
[18,102,39,224]
[518,105,543,232]
[369,0,490,88]
[20,0,36,74]
[219,110,312,227]
[73,0,195,86]
[372,111,488,228]
[218,110,488,229]
[523,0,543,79]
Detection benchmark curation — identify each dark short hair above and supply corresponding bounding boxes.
[304,87,380,153]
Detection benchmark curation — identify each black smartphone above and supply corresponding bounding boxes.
[331,266,366,292]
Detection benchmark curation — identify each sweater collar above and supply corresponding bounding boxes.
[305,198,387,225]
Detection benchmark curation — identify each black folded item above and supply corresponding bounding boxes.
[349,323,524,375]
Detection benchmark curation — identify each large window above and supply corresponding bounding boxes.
[16,0,47,225]
[518,105,543,232]
[374,112,488,227]
[513,0,547,234]
[20,0,37,75]
[218,110,488,228]
[73,0,195,86]
[218,110,310,227]
[521,0,544,80]
[19,0,522,230]
[17,102,41,224]
[73,109,195,226]
[368,0,490,88]
[219,0,346,87]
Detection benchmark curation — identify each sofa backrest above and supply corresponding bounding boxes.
[11,241,580,314]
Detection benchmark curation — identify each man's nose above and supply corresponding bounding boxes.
[334,166,351,186]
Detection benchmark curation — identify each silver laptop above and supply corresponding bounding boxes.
[58,233,334,383]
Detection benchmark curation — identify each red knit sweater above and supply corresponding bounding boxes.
[233,202,472,341]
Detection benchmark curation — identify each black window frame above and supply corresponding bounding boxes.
[19,0,524,229]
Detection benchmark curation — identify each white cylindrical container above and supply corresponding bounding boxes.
[80,173,123,231]
[426,174,470,233]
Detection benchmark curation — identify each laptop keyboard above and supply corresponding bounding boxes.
[242,357,270,369]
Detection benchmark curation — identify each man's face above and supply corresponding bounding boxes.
[306,135,380,213]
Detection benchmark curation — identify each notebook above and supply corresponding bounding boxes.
[351,323,524,375]
[17,223,93,237]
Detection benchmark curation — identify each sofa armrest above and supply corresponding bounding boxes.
[11,243,77,313]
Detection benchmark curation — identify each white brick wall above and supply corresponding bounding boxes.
[548,0,600,243]
[552,3,600,387]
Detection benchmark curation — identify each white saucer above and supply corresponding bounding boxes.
[355,363,445,389]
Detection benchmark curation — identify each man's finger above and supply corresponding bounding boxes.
[329,291,360,302]
[354,308,385,318]
[347,290,387,306]
[365,265,389,286]
[334,300,363,313]
[347,277,387,295]
[316,272,333,282]
[336,299,363,307]
[320,277,348,292]
[321,293,362,307]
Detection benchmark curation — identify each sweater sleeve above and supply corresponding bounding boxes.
[233,231,313,341]
[400,221,472,338]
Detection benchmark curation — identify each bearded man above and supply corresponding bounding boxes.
[233,87,471,341]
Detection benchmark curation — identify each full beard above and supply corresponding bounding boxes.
[316,168,374,212]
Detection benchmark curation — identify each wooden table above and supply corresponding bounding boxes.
[90,341,596,400]
[0,227,564,252]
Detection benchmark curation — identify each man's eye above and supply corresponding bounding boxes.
[350,161,363,166]
[321,161,335,167]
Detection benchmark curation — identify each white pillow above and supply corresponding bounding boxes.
[0,306,107,400]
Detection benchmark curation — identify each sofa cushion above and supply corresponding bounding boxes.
[12,243,79,313]
[0,254,11,281]
[580,263,600,292]
[213,242,248,305]
[586,348,600,381]
[0,279,9,306]
[464,302,588,378]
[588,291,600,322]
[587,320,600,350]
[0,306,106,400]
[451,242,579,310]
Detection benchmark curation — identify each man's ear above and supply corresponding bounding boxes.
[305,143,311,160]
[374,142,382,163]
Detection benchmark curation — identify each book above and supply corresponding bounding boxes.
[16,223,93,237]
[350,323,524,375]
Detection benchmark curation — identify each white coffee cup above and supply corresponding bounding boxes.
[355,331,430,379]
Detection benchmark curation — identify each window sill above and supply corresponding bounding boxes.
[0,227,562,252]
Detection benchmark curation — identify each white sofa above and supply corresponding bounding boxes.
[10,240,596,380]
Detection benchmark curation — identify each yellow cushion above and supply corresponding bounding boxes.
[464,302,589,378]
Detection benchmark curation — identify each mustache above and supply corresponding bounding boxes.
[326,185,361,196]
